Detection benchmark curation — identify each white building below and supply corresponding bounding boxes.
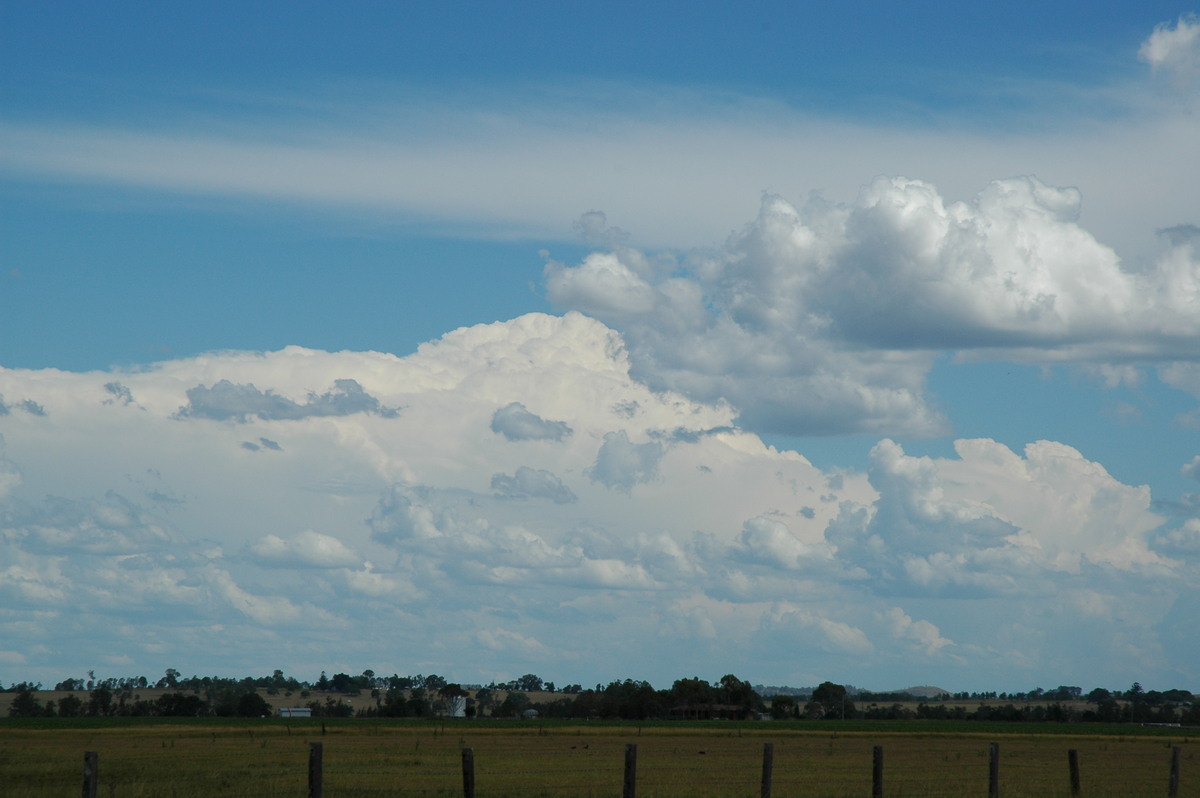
[278,707,312,718]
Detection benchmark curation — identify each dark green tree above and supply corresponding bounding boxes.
[718,674,760,714]
[769,694,796,719]
[329,673,355,692]
[810,681,853,719]
[438,683,468,701]
[380,689,410,717]
[498,691,531,717]
[474,687,495,717]
[156,692,209,716]
[87,686,114,717]
[668,677,714,708]
[57,693,83,718]
[515,674,545,692]
[7,689,45,718]
[406,687,431,717]
[236,692,272,717]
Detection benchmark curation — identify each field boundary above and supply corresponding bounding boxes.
[66,735,1189,798]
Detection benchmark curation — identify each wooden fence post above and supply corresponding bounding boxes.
[623,742,637,798]
[82,751,98,798]
[462,747,475,798]
[1068,749,1080,797]
[308,741,324,798]
[760,742,774,798]
[872,745,884,798]
[1169,746,1181,798]
[988,742,1000,798]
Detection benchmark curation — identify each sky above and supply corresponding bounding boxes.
[2,2,1200,694]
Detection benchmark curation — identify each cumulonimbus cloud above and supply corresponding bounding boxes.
[0,307,1191,688]
[547,175,1200,437]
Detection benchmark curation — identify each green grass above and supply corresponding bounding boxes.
[1,719,1195,796]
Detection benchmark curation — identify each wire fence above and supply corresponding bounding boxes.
[57,732,1194,798]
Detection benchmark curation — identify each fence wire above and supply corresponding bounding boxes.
[2,724,1196,797]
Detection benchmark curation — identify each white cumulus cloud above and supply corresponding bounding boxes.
[248,530,362,569]
[1140,15,1200,81]
[547,176,1200,437]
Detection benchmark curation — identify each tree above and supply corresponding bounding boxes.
[769,694,796,720]
[57,694,83,718]
[329,673,355,693]
[1094,696,1122,723]
[157,668,180,689]
[156,693,208,717]
[380,689,409,717]
[8,689,44,718]
[431,683,467,714]
[718,674,760,714]
[320,697,354,717]
[515,674,544,692]
[498,691,531,718]
[810,682,852,719]
[439,683,468,700]
[668,677,714,708]
[236,692,272,717]
[407,687,431,717]
[474,687,495,717]
[593,679,660,719]
[1126,682,1146,722]
[88,687,114,717]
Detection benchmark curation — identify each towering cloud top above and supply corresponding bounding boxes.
[547,176,1200,436]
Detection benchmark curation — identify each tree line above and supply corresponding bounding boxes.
[5,670,1197,725]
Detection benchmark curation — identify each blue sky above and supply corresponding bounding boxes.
[2,2,1200,694]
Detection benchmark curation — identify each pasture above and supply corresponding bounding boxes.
[1,718,1195,797]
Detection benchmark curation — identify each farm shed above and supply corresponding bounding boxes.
[278,707,312,718]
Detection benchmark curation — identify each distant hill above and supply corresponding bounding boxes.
[754,685,811,698]
[754,684,950,699]
[895,685,949,699]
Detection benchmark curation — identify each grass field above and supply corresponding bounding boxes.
[1,718,1196,797]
